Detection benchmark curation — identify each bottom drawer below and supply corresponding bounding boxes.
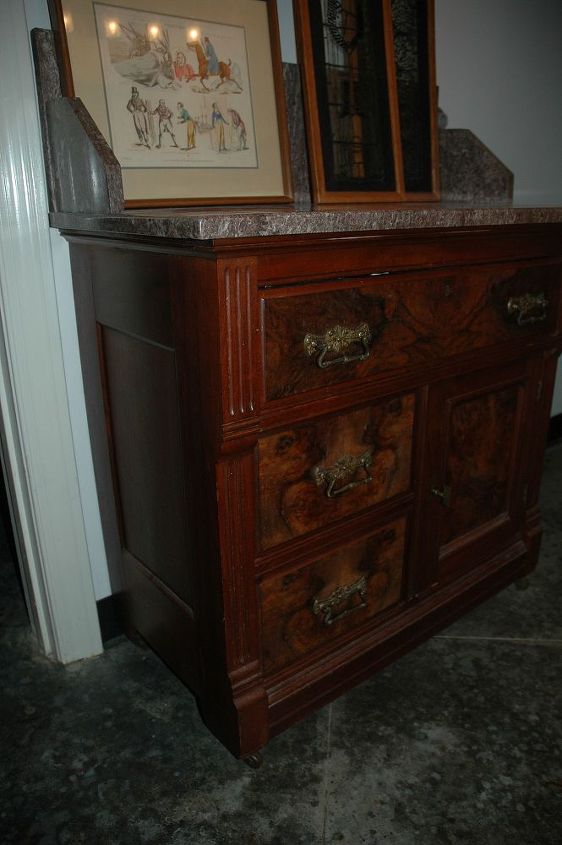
[259,517,407,673]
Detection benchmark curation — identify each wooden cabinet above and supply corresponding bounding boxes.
[66,223,562,762]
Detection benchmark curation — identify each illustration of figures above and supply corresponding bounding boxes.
[95,4,258,169]
[173,51,195,83]
[227,108,248,150]
[177,102,196,149]
[151,99,179,148]
[126,86,150,147]
[211,102,228,151]
[203,36,219,75]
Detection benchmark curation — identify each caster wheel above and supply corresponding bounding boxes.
[243,752,263,769]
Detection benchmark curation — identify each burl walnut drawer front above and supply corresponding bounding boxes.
[263,262,561,401]
[258,393,414,550]
[259,517,407,673]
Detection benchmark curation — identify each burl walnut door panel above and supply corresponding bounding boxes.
[259,517,407,673]
[258,393,415,550]
[262,262,561,402]
[418,359,536,588]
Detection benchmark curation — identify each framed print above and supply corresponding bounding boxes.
[293,0,439,204]
[49,0,293,206]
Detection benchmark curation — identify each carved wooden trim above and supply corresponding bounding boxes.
[216,452,260,671]
[217,258,260,429]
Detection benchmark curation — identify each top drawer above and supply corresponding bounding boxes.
[263,262,561,402]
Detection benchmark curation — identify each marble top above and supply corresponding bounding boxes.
[50,202,562,242]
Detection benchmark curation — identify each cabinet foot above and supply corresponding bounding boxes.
[243,752,263,769]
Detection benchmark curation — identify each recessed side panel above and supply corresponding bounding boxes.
[100,326,194,606]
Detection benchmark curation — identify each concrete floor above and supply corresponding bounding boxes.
[1,446,561,845]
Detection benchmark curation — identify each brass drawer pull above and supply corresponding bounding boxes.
[312,451,373,498]
[304,322,372,369]
[506,292,548,326]
[312,575,368,626]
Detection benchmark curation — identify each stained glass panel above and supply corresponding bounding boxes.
[308,0,396,192]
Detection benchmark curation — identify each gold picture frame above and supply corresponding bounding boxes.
[49,0,293,207]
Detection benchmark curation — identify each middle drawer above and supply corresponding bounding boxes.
[258,392,415,550]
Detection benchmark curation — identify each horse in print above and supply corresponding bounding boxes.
[186,40,242,91]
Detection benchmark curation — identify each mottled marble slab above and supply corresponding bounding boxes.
[31,27,124,215]
[440,129,514,202]
[31,28,63,212]
[50,202,562,241]
[47,98,124,214]
[282,63,312,205]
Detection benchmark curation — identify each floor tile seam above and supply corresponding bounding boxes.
[320,702,333,845]
[435,634,562,646]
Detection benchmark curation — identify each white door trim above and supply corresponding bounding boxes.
[0,0,102,662]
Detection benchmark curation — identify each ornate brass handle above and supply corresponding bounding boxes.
[304,322,372,369]
[506,292,548,326]
[312,451,373,498]
[312,575,368,626]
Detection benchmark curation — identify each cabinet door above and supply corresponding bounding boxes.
[415,358,538,590]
